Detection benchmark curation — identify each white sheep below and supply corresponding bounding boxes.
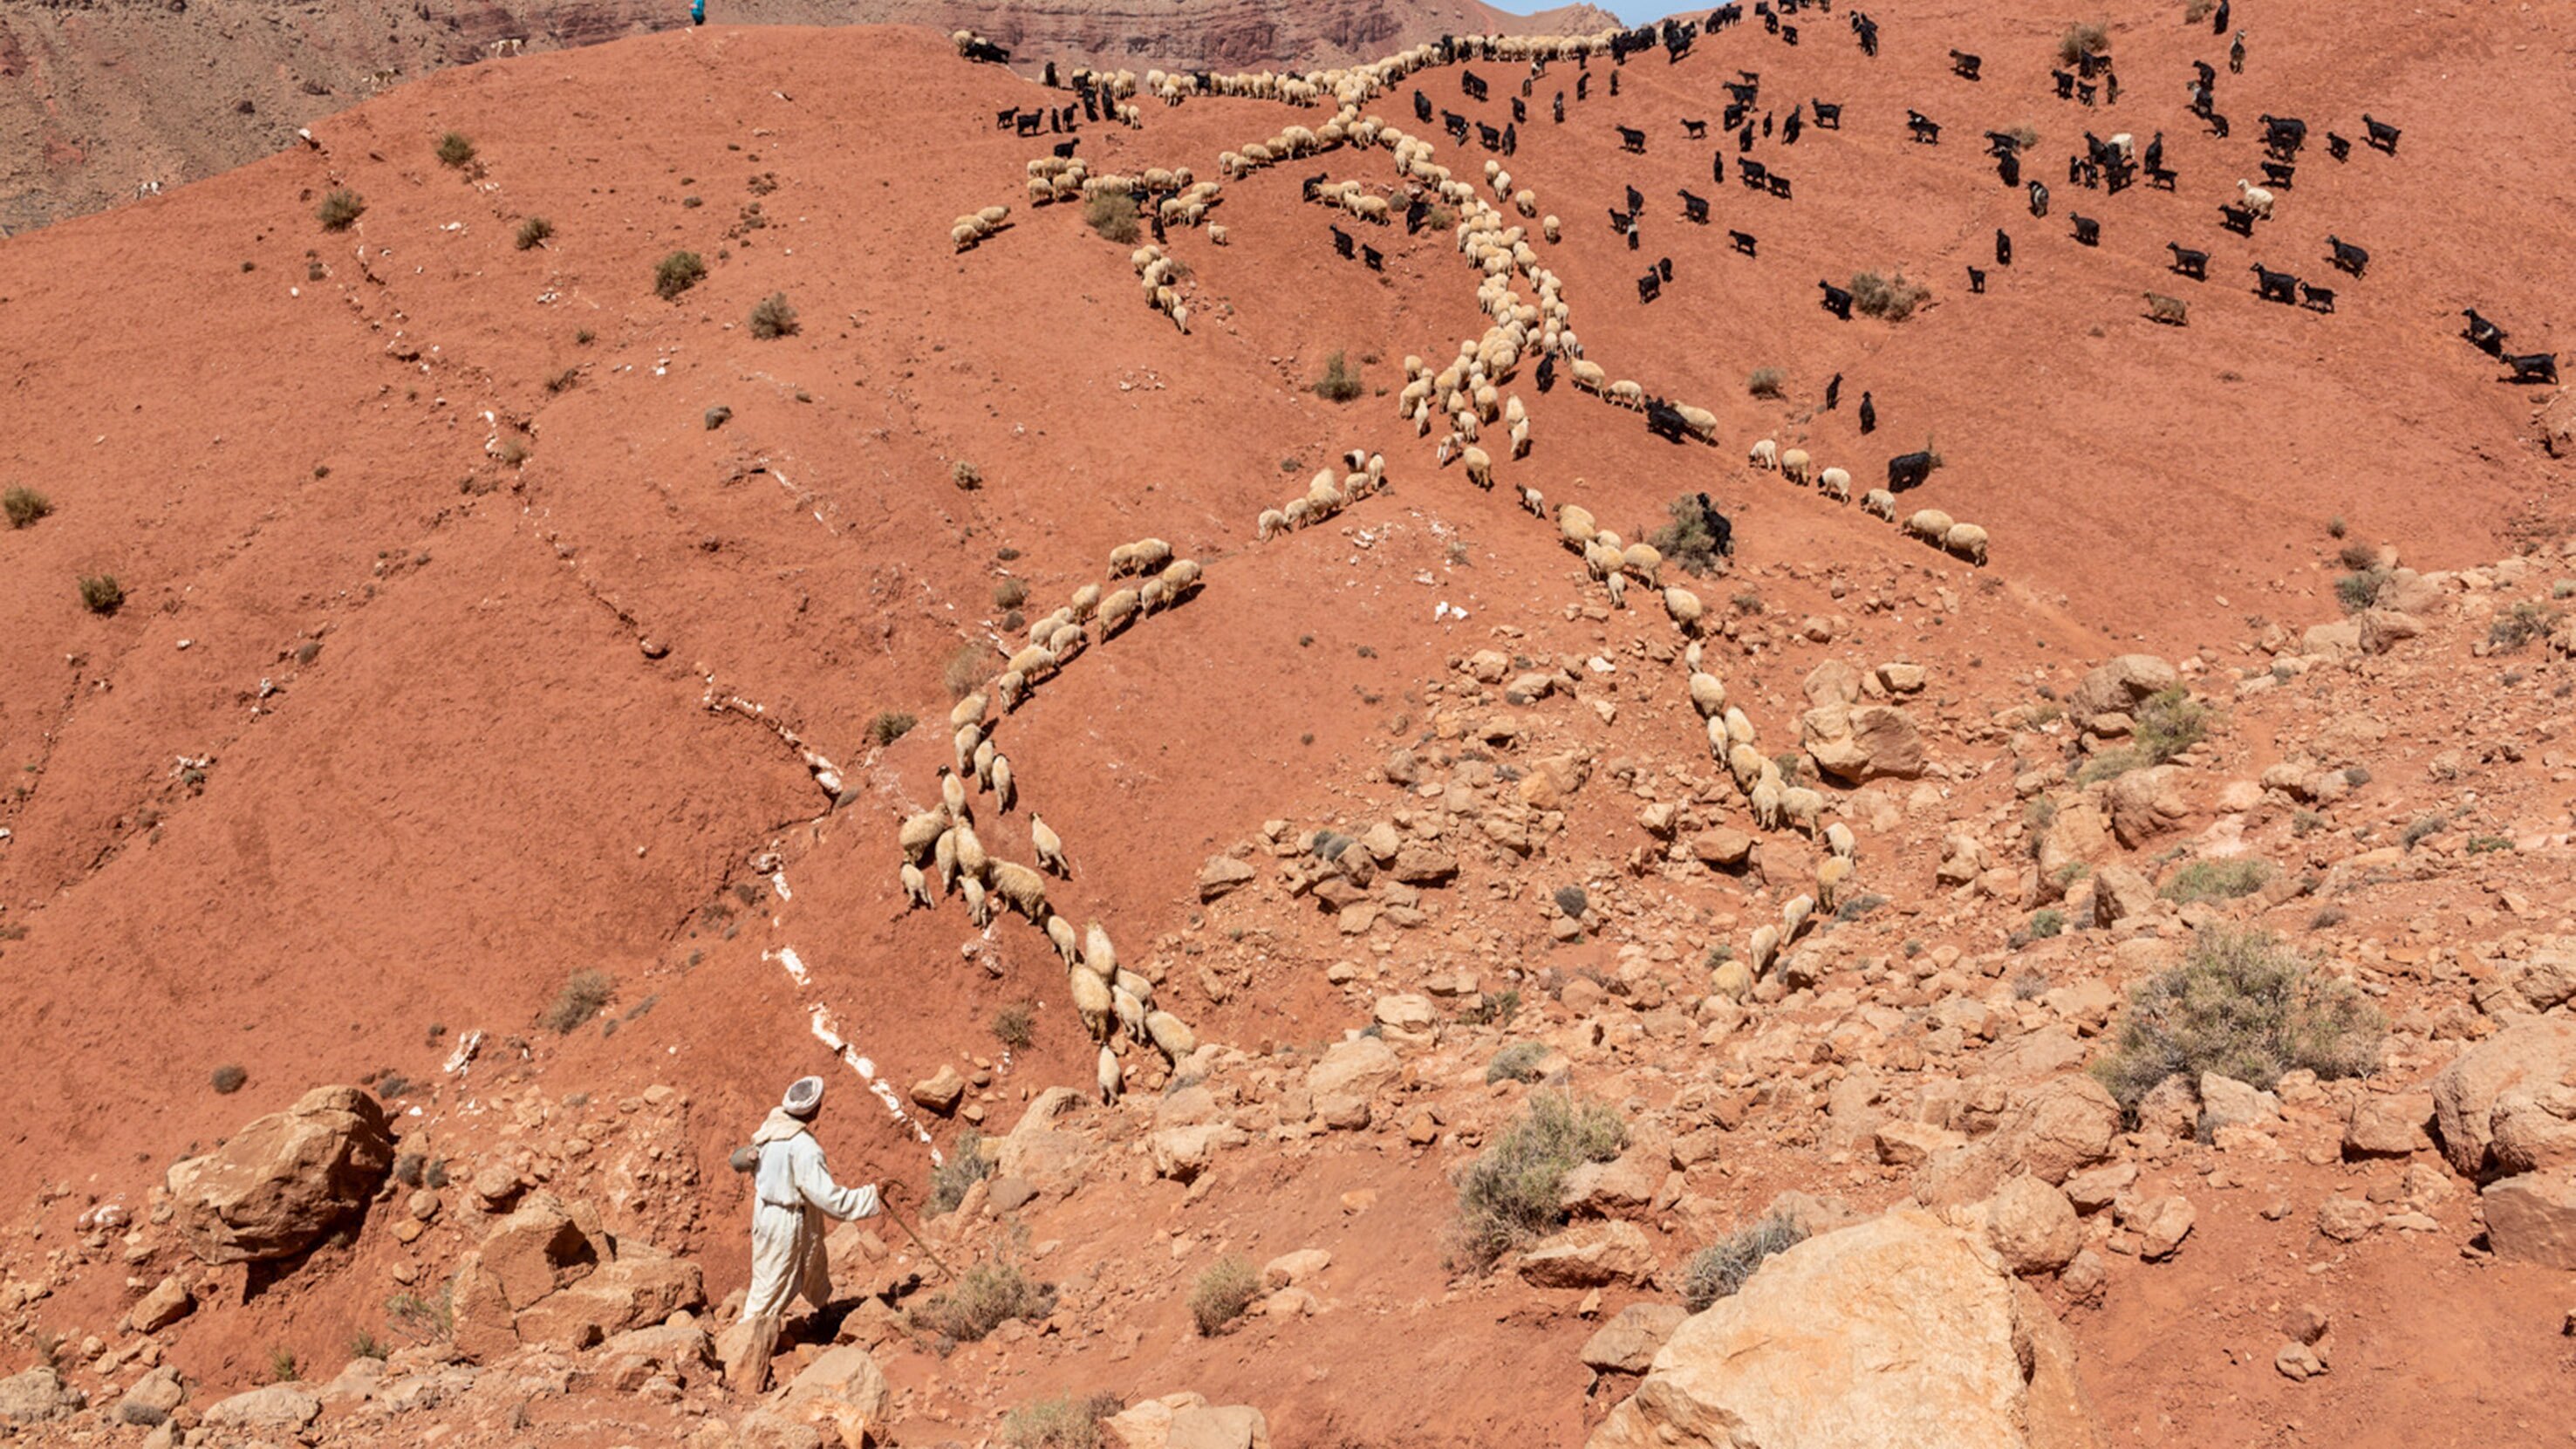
[991,753,1016,811]
[952,821,988,881]
[1816,466,1851,502]
[948,692,987,730]
[1780,448,1812,487]
[1780,892,1814,939]
[1944,523,1990,566]
[974,740,996,789]
[1030,814,1069,875]
[1862,489,1898,522]
[1069,584,1101,621]
[1097,1046,1122,1105]
[1781,786,1825,838]
[953,722,982,776]
[1749,923,1781,975]
[1748,438,1779,469]
[1825,821,1856,861]
[1816,855,1852,912]
[900,862,932,909]
[1462,446,1493,489]
[1727,742,1765,792]
[1046,913,1080,967]
[940,769,968,820]
[1664,585,1705,633]
[993,669,1026,713]
[2236,178,2274,219]
[1099,588,1139,635]
[1903,509,1956,544]
[933,829,959,892]
[1688,673,1727,718]
[1145,1009,1197,1063]
[1069,966,1114,1042]
[1604,572,1627,608]
[1558,502,1597,545]
[1621,542,1663,585]
[1113,985,1149,1044]
[1208,223,1228,245]
[961,875,991,927]
[1258,508,1288,541]
[1724,706,1756,746]
[899,809,947,863]
[988,858,1048,920]
[1751,776,1783,829]
[1083,920,1117,980]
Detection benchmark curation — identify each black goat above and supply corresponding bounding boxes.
[1638,271,1663,304]
[1781,22,1798,44]
[2259,113,2306,155]
[1968,265,1986,294]
[1726,80,1759,106]
[2298,282,2333,312]
[2028,180,2050,217]
[1999,153,2021,188]
[2166,243,2209,279]
[1329,225,1355,259]
[1606,206,1633,234]
[1712,152,1726,184]
[1741,159,1771,190]
[1658,256,1674,282]
[1907,111,1942,145]
[2218,204,2256,236]
[1016,112,1044,137]
[2147,164,2177,190]
[1811,99,1842,128]
[2260,161,2295,190]
[2249,263,2298,304]
[1626,184,1645,214]
[1554,93,1566,124]
[1462,70,1488,101]
[1767,174,1793,198]
[1729,229,1759,256]
[995,106,1020,131]
[1950,50,1981,80]
[2325,236,2368,277]
[1617,125,1648,153]
[1679,190,1711,222]
[1414,89,1433,123]
[2462,310,2507,355]
[1536,353,1556,392]
[1683,118,1708,139]
[1996,229,2012,266]
[1887,451,1934,492]
[1479,123,1503,151]
[2325,132,2350,161]
[1404,199,1430,233]
[1819,279,1854,319]
[2363,114,2402,154]
[2071,215,2101,246]
[1985,129,2023,157]
[1301,171,1329,202]
[1783,110,1803,144]
[2503,352,2558,385]
[2052,69,2074,99]
[1052,138,1080,160]
[1513,97,1527,124]
[1646,400,1687,442]
[2078,81,2097,106]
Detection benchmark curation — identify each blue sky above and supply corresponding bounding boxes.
[1484,0,1677,24]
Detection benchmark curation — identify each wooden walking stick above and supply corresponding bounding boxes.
[875,1185,954,1281]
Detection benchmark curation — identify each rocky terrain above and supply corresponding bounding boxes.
[0,0,1613,231]
[1,2,2573,1446]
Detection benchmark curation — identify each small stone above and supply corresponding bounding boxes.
[909,1065,967,1115]
[2274,1341,2326,1382]
[2315,1195,2378,1243]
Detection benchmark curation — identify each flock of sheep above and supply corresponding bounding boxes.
[1257,448,1389,538]
[1747,437,1988,565]
[892,538,1210,1104]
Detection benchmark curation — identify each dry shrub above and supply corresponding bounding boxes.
[1681,1213,1807,1311]
[1189,1256,1260,1336]
[1450,1092,1626,1269]
[540,970,614,1034]
[2093,926,2381,1111]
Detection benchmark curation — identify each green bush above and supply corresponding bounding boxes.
[748,291,799,339]
[78,575,124,615]
[926,1131,990,1216]
[2335,568,2388,613]
[1746,366,1786,399]
[540,969,614,1033]
[3,487,51,529]
[435,132,476,169]
[1450,1092,1626,1269]
[1681,1213,1807,1312]
[269,1348,299,1384]
[2026,907,2067,940]
[2160,857,2272,902]
[316,189,367,231]
[2092,926,2381,1111]
[1314,352,1363,402]
[2490,602,2561,653]
[653,250,707,300]
[1189,1255,1260,1336]
[2133,687,2210,762]
[1648,493,1729,577]
[1848,270,1931,322]
[1083,192,1138,243]
[515,216,553,251]
[917,1252,1054,1343]
[1485,1042,1548,1083]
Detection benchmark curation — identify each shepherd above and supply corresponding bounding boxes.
[691,0,706,23]
[726,1076,893,1394]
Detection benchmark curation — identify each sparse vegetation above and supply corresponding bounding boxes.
[917,1245,1055,1343]
[2008,124,2041,150]
[2184,0,2214,21]
[3,487,52,530]
[2093,926,2382,1111]
[1833,892,1889,923]
[1746,366,1787,398]
[386,1289,454,1344]
[1681,1213,1807,1312]
[1485,1041,1549,1083]
[2078,687,2210,783]
[2400,811,2452,851]
[2308,904,2349,931]
[2012,967,2052,1001]
[434,132,476,169]
[1459,989,1522,1028]
[1849,270,1931,322]
[926,1131,991,1217]
[1649,493,1731,576]
[1450,1091,1626,1269]
[1314,352,1364,402]
[78,575,125,615]
[2162,857,2272,902]
[2489,601,2561,653]
[2027,907,2067,940]
[2335,567,2390,613]
[1425,203,1458,230]
[1083,192,1139,243]
[270,1348,300,1383]
[946,641,1000,699]
[864,711,917,747]
[349,1330,386,1361]
[211,1064,248,1095]
[653,250,707,300]
[991,1001,1035,1050]
[540,969,614,1034]
[1001,1393,1122,1449]
[316,189,367,231]
[994,578,1028,610]
[1189,1255,1261,1336]
[515,215,553,250]
[748,291,799,339]
[952,461,984,490]
[2326,514,2347,538]
[2059,21,2110,65]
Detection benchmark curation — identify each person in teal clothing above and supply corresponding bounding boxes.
[692,0,706,24]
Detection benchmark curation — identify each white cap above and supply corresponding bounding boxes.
[782,1076,825,1118]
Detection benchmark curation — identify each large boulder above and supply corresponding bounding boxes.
[1985,1175,2081,1275]
[166,1086,394,1264]
[2482,1168,2576,1269]
[0,1368,79,1426]
[2069,654,2177,725]
[1304,1035,1400,1130]
[2430,1021,2576,1178]
[1992,1076,2123,1185]
[994,1088,1094,1192]
[777,1344,892,1423]
[201,1384,321,1430]
[1518,1221,1657,1289]
[1587,1211,2101,1449]
[1582,1302,1690,1374]
[2101,767,2191,847]
[1801,704,1926,783]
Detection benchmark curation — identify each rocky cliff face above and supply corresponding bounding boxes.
[0,0,1617,231]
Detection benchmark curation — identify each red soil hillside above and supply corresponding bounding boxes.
[0,0,1614,232]
[0,2,2572,1439]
